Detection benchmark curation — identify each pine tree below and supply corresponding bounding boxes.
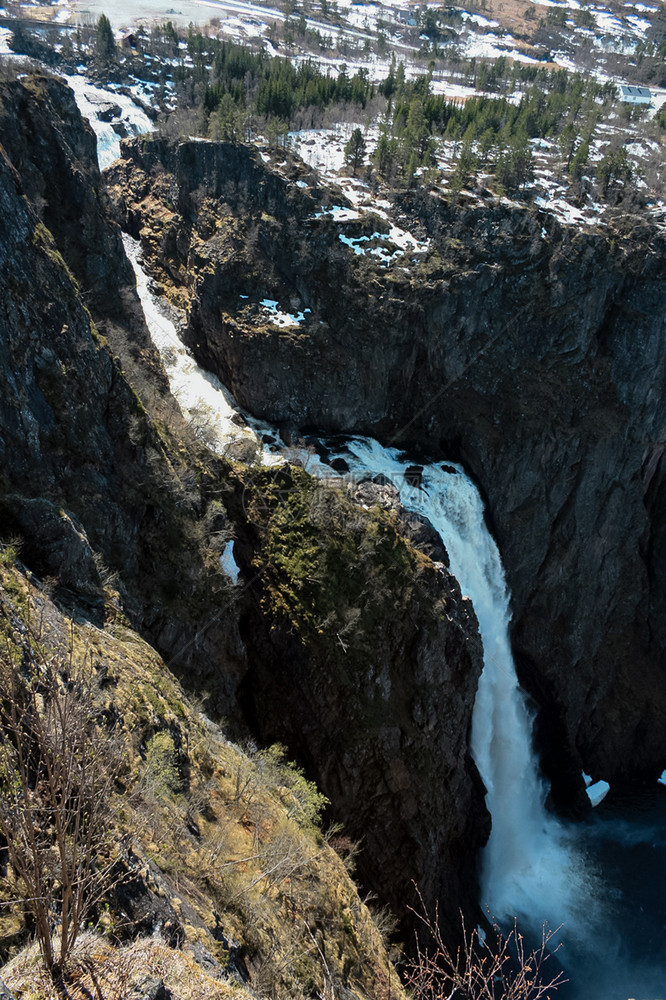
[344,127,366,175]
[95,13,115,62]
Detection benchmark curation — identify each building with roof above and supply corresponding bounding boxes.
[619,84,652,105]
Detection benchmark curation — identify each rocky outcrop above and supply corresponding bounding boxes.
[106,136,666,803]
[0,80,245,709]
[0,560,404,1000]
[0,74,167,396]
[229,464,487,939]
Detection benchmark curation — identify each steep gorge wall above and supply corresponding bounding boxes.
[0,78,487,938]
[0,79,246,702]
[106,136,666,804]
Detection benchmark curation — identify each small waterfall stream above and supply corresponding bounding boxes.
[127,238,666,1000]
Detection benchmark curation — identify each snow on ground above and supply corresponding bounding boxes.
[64,74,152,168]
[6,1,662,243]
[314,205,362,221]
[429,78,511,101]
[649,88,666,114]
[535,192,605,227]
[461,32,540,65]
[314,197,430,265]
[68,0,251,29]
[338,221,429,264]
[460,11,500,28]
[288,120,431,263]
[259,297,311,326]
[288,49,398,86]
[291,123,359,174]
[591,8,626,34]
[290,114,615,235]
[219,540,241,584]
[532,0,582,8]
[625,13,652,30]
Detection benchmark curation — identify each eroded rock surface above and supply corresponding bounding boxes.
[106,135,666,801]
[0,80,488,939]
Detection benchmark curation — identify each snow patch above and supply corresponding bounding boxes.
[260,298,311,326]
[0,26,12,54]
[219,540,241,585]
[315,205,362,221]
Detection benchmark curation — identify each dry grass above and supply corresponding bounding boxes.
[0,560,404,1000]
[3,932,246,1000]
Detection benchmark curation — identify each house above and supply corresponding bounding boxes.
[619,84,652,105]
[119,29,139,50]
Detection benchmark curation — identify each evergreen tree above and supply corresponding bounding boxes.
[569,139,589,180]
[95,13,115,62]
[453,139,478,190]
[344,127,366,175]
[596,146,632,199]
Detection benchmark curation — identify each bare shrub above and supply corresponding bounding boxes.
[0,635,121,990]
[405,888,566,1000]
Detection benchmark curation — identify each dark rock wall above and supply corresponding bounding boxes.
[0,81,489,937]
[0,79,245,705]
[228,466,488,936]
[106,137,666,799]
[0,74,167,394]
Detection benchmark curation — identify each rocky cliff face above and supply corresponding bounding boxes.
[230,465,488,936]
[106,135,666,805]
[0,78,488,942]
[0,76,246,708]
[0,74,166,393]
[0,558,406,1000]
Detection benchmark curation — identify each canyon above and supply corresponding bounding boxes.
[1,61,666,997]
[107,129,666,808]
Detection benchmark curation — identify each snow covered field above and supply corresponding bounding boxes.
[3,0,665,230]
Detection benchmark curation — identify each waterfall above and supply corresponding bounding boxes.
[293,439,593,933]
[123,235,281,466]
[133,249,666,997]
[127,247,590,929]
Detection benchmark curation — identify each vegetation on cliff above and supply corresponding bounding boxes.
[106,121,666,812]
[0,553,401,999]
[240,463,437,651]
[4,12,657,203]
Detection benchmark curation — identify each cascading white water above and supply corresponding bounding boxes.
[127,248,590,922]
[123,235,281,466]
[296,439,594,935]
[51,73,666,998]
